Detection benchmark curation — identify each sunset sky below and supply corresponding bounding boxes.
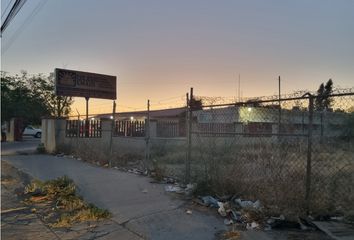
[1,0,354,115]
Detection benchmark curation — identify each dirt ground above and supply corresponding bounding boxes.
[1,160,140,240]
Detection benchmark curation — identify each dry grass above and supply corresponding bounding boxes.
[24,176,110,228]
[190,138,354,217]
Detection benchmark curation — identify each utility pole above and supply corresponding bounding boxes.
[305,94,314,214]
[278,76,281,134]
[238,74,241,102]
[75,108,80,137]
[144,99,150,173]
[85,97,89,137]
[186,92,189,139]
[186,88,193,183]
[109,100,116,167]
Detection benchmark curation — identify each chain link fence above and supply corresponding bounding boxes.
[188,92,354,216]
[146,104,188,182]
[61,90,354,216]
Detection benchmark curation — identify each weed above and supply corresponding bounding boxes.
[151,159,166,181]
[52,205,111,227]
[24,176,110,228]
[24,179,44,195]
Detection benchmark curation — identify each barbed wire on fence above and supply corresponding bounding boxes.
[67,87,354,120]
[188,92,354,216]
[62,90,354,216]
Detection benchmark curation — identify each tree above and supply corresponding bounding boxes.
[43,73,73,117]
[315,79,333,111]
[1,71,73,125]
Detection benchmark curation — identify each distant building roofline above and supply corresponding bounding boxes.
[94,107,187,119]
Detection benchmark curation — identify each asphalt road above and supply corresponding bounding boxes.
[1,136,40,156]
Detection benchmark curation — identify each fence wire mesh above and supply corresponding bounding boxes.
[61,91,354,216]
[147,106,188,182]
[309,94,354,216]
[190,93,354,216]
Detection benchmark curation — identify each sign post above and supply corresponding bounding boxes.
[55,68,117,137]
[55,68,116,99]
[85,96,89,137]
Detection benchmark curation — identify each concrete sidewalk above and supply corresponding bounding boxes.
[3,154,226,240]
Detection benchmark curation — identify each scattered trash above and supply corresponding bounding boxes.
[267,218,275,225]
[224,218,234,225]
[164,185,184,193]
[331,216,344,221]
[298,217,308,230]
[217,194,232,201]
[230,210,242,222]
[278,215,285,220]
[218,202,227,217]
[142,189,148,194]
[31,208,37,213]
[264,225,272,231]
[185,183,195,192]
[194,194,320,233]
[163,177,176,184]
[266,215,286,227]
[128,168,142,175]
[235,199,261,209]
[186,209,192,215]
[201,196,219,208]
[246,221,259,230]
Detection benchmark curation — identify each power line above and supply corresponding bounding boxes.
[1,0,14,20]
[2,0,47,53]
[151,95,184,102]
[85,101,146,110]
[149,95,185,104]
[1,0,27,36]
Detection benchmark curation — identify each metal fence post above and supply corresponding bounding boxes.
[186,88,193,184]
[278,76,281,134]
[144,99,150,173]
[305,94,314,215]
[109,100,116,167]
[85,97,90,137]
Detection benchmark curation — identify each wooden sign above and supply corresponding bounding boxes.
[55,68,116,99]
